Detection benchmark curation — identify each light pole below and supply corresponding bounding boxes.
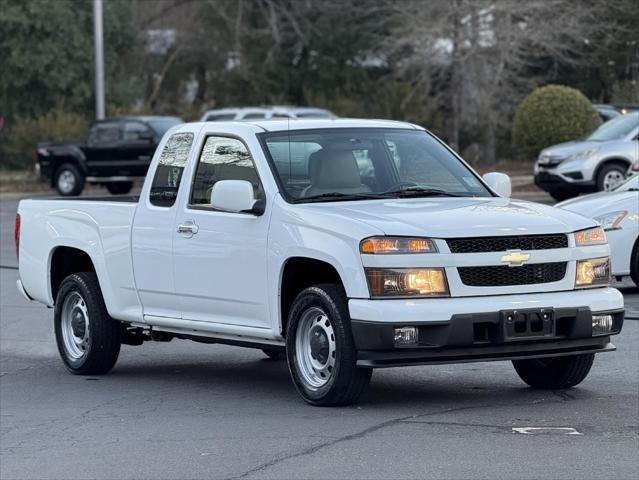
[93,0,105,120]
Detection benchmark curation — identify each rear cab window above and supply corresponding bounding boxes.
[149,132,194,207]
[88,122,121,144]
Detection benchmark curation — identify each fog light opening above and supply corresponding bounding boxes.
[592,314,613,334]
[394,326,418,347]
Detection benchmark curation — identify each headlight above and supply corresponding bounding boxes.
[594,211,627,231]
[360,237,437,254]
[575,257,611,287]
[574,227,607,246]
[365,268,449,298]
[566,148,599,161]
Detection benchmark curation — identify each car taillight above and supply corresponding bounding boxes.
[14,213,21,261]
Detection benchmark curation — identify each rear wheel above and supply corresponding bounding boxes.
[596,162,626,191]
[106,181,133,195]
[286,284,372,406]
[54,272,121,375]
[54,163,84,196]
[512,353,595,389]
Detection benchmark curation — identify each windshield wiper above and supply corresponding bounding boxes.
[295,192,388,203]
[381,186,466,198]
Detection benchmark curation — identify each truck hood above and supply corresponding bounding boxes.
[311,197,596,238]
[541,140,601,157]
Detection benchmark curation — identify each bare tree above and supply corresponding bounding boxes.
[387,0,621,163]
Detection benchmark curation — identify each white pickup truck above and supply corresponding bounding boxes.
[16,119,625,406]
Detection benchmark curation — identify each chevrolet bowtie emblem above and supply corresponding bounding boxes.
[501,250,530,267]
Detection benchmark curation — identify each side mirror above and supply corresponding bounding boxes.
[483,172,512,198]
[210,180,264,215]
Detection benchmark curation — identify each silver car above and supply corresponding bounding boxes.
[534,112,639,201]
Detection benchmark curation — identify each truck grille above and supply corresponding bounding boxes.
[447,234,568,253]
[458,262,567,287]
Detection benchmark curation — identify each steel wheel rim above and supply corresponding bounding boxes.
[58,170,76,194]
[60,291,90,360]
[295,306,336,389]
[603,170,624,191]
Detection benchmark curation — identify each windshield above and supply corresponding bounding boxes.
[614,173,638,192]
[260,128,492,202]
[586,112,639,142]
[147,117,183,136]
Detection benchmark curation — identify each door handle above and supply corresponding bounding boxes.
[177,222,199,235]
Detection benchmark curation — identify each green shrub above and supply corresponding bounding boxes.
[1,107,89,170]
[512,84,601,157]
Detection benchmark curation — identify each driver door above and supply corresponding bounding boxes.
[172,135,271,329]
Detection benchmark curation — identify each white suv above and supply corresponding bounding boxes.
[200,106,335,122]
[535,112,639,200]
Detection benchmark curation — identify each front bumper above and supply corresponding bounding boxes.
[534,170,594,194]
[349,288,624,367]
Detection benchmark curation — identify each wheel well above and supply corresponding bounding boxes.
[50,247,95,301]
[280,257,343,336]
[594,158,630,181]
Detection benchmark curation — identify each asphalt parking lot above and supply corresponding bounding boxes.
[1,192,638,480]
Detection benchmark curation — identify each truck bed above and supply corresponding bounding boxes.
[18,198,142,322]
[41,195,140,203]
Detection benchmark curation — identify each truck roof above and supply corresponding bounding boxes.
[96,116,183,123]
[197,118,424,133]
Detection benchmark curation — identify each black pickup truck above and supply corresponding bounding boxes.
[36,116,183,196]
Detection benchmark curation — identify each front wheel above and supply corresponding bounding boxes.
[596,163,626,192]
[54,272,121,375]
[286,284,372,406]
[512,353,595,389]
[54,163,85,196]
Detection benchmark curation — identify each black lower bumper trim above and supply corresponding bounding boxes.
[534,171,594,194]
[357,338,614,368]
[352,308,623,368]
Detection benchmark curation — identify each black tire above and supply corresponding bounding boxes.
[262,348,285,360]
[54,163,85,196]
[631,240,639,287]
[106,181,133,195]
[547,189,575,202]
[286,284,372,406]
[596,162,627,192]
[512,353,595,389]
[54,272,121,375]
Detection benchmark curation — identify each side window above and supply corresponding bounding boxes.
[88,122,120,144]
[190,136,263,207]
[205,113,236,121]
[123,121,152,141]
[242,113,266,119]
[149,132,194,207]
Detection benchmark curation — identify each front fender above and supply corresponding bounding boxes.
[266,198,383,332]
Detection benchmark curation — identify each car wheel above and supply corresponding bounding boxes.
[54,272,121,375]
[631,240,639,287]
[596,163,626,191]
[286,284,372,406]
[262,348,285,360]
[54,163,85,196]
[512,353,594,389]
[547,189,575,202]
[106,182,134,195]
